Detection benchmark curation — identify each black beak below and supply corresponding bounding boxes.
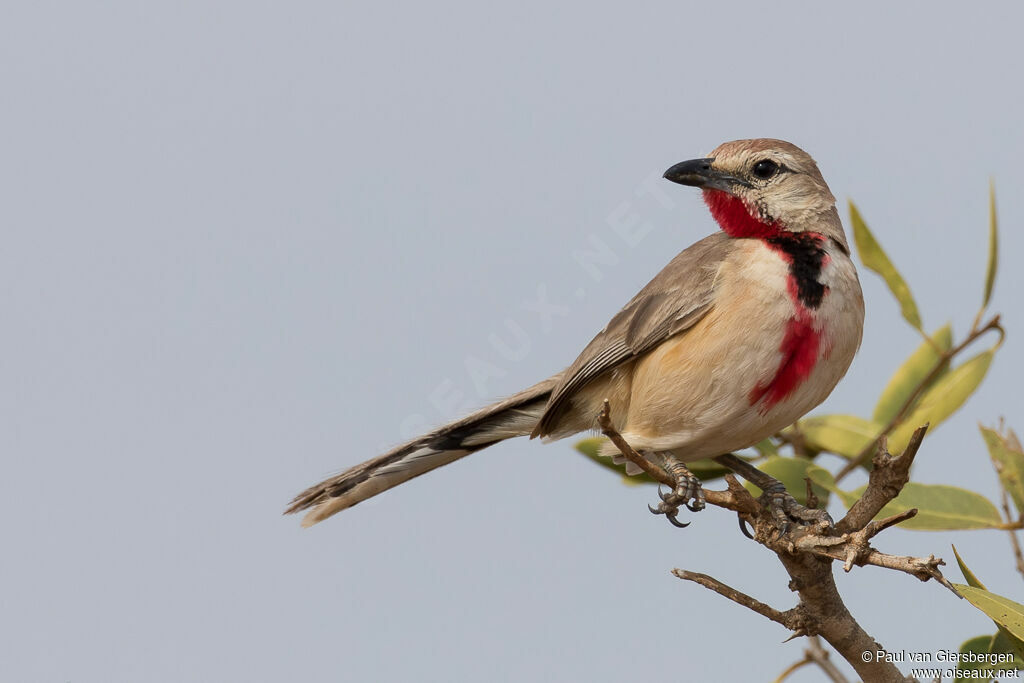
[663,157,738,192]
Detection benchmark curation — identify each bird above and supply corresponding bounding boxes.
[286,138,864,528]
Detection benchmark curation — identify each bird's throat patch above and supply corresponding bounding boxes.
[703,189,828,310]
[703,189,780,240]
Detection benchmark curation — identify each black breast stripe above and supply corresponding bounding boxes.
[766,233,827,309]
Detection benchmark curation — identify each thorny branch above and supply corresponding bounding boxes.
[600,404,958,682]
[835,428,925,534]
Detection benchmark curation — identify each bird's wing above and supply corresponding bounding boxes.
[533,231,733,437]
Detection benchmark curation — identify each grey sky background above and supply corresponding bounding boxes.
[3,2,1023,681]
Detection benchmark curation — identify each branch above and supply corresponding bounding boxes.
[672,570,800,630]
[836,426,928,534]
[597,403,955,682]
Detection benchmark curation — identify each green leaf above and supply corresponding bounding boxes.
[805,465,842,495]
[683,459,738,482]
[573,438,734,486]
[1009,430,1024,452]
[849,200,923,331]
[742,456,829,506]
[795,414,883,460]
[953,545,988,590]
[956,585,1024,645]
[849,482,1003,530]
[951,548,1024,664]
[960,635,994,653]
[753,439,779,459]
[957,632,1024,672]
[888,350,994,453]
[872,324,953,425]
[983,181,999,309]
[958,635,997,672]
[989,628,1024,665]
[956,633,1024,672]
[804,465,858,507]
[575,437,653,486]
[980,425,1024,518]
[574,436,606,461]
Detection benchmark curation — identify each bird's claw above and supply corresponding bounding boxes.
[647,463,705,529]
[648,499,691,527]
[737,515,755,540]
[666,513,690,529]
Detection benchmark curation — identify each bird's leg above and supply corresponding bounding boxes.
[596,401,706,528]
[597,400,705,528]
[648,454,706,528]
[713,453,832,533]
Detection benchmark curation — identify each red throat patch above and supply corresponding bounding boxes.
[703,189,782,240]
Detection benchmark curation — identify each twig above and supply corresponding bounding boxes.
[804,477,819,511]
[773,656,811,683]
[1000,489,1024,581]
[673,570,799,630]
[834,314,1003,483]
[806,636,851,683]
[598,399,672,485]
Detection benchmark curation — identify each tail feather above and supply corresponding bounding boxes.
[286,377,556,526]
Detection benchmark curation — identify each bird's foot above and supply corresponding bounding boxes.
[712,453,832,537]
[760,486,833,536]
[648,460,705,528]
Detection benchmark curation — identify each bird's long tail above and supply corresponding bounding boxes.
[285,377,557,526]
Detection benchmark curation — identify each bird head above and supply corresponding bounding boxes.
[664,139,846,249]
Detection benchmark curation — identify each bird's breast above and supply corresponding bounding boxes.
[613,238,862,457]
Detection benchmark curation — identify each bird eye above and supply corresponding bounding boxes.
[752,159,779,180]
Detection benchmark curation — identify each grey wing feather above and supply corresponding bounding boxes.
[533,231,733,436]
